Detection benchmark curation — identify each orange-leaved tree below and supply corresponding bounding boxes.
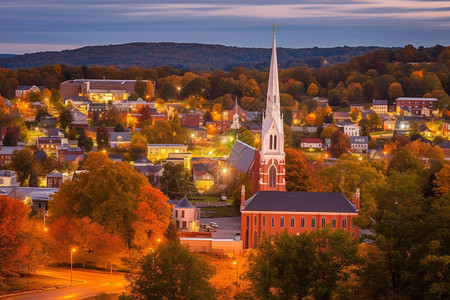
[133,186,172,250]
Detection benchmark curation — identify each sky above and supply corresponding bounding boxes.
[0,0,449,54]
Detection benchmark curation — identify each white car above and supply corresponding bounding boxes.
[210,222,218,228]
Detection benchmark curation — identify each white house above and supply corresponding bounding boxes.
[169,197,200,232]
[337,122,361,137]
[350,136,369,153]
[300,138,323,149]
[372,100,388,114]
[108,132,131,148]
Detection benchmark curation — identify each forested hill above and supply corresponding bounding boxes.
[0,42,391,70]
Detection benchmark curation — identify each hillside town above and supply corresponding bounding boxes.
[1,30,449,299]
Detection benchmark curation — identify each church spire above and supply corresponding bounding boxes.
[261,23,284,155]
[258,25,286,192]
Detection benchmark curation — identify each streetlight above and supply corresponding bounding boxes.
[71,248,76,283]
[233,261,239,286]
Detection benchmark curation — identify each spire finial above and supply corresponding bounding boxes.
[273,22,277,39]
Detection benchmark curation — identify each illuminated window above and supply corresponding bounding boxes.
[280,217,285,228]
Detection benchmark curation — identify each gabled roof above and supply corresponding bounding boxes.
[242,191,357,213]
[134,156,153,164]
[300,138,323,143]
[228,140,256,174]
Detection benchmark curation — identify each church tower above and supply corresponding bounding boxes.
[259,25,286,191]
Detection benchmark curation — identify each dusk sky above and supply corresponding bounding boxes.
[1,0,449,54]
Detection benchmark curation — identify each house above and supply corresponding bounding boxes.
[240,190,359,249]
[222,100,247,122]
[84,125,115,140]
[0,170,19,187]
[167,152,192,170]
[57,147,85,164]
[133,156,154,177]
[0,146,24,165]
[333,112,350,122]
[37,137,69,156]
[419,124,432,138]
[206,121,231,134]
[147,144,188,162]
[193,172,215,193]
[395,97,438,117]
[189,127,208,145]
[179,113,201,128]
[34,149,47,162]
[70,108,88,128]
[350,136,369,153]
[64,154,84,167]
[1,127,20,143]
[372,100,388,114]
[149,165,164,187]
[300,138,323,149]
[381,115,396,130]
[15,85,44,99]
[108,154,124,162]
[336,122,360,137]
[88,103,107,121]
[109,132,131,148]
[168,196,200,232]
[46,172,68,188]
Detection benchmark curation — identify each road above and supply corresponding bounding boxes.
[10,268,127,300]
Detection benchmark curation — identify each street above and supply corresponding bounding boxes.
[9,268,127,300]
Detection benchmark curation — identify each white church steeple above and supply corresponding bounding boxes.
[259,24,286,191]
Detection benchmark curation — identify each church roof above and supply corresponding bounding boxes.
[242,191,357,213]
[228,140,256,174]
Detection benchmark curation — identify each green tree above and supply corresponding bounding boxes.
[285,148,309,192]
[78,133,94,152]
[181,77,210,98]
[242,79,261,98]
[231,174,253,211]
[368,112,382,130]
[127,240,215,300]
[134,78,148,98]
[10,149,38,186]
[58,109,73,133]
[160,163,195,198]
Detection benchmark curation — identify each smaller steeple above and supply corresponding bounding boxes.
[231,97,241,130]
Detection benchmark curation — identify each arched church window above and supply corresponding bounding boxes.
[274,135,277,150]
[270,135,273,149]
[269,165,276,188]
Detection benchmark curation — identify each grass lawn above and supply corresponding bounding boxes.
[201,205,239,218]
[370,131,394,136]
[1,274,80,295]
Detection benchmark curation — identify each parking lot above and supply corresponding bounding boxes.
[200,216,241,239]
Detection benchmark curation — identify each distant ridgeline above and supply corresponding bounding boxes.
[0,42,392,71]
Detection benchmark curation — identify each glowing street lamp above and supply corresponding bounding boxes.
[222,168,227,174]
[71,248,76,283]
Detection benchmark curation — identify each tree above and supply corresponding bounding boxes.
[58,109,73,132]
[96,124,109,150]
[49,88,63,108]
[164,221,179,242]
[127,240,215,300]
[368,112,382,130]
[242,79,261,98]
[285,148,309,191]
[307,82,319,96]
[10,148,37,186]
[160,163,195,198]
[181,77,210,98]
[349,108,361,123]
[328,130,350,158]
[133,186,172,249]
[232,174,253,211]
[388,149,423,175]
[134,78,148,98]
[0,196,30,282]
[49,160,149,249]
[433,164,450,196]
[320,125,338,138]
[387,82,404,99]
[78,133,93,152]
[2,129,18,146]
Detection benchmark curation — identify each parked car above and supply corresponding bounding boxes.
[210,222,218,228]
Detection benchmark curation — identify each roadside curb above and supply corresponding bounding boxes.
[0,283,82,298]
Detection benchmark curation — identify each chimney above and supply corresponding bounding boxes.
[352,187,360,211]
[240,185,246,211]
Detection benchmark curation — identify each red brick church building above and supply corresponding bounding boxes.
[229,27,359,249]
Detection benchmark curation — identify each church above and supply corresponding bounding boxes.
[228,27,359,249]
